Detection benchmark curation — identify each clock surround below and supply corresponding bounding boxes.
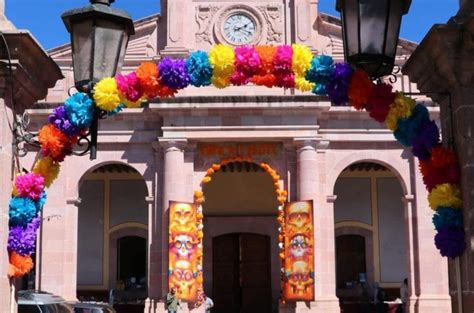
[214,5,264,46]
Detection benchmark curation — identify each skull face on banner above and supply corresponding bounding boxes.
[169,202,200,302]
[283,201,314,301]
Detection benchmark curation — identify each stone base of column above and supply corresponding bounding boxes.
[144,298,165,313]
[407,296,418,313]
[144,300,205,313]
[415,295,452,313]
[279,298,340,313]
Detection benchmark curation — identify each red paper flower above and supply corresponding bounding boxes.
[348,70,374,110]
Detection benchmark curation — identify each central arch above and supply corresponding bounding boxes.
[196,159,287,313]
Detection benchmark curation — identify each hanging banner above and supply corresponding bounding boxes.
[283,201,315,301]
[169,201,202,302]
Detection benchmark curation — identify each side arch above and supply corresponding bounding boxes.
[326,152,410,196]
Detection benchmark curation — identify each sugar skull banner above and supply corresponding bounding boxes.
[283,201,314,301]
[169,202,203,302]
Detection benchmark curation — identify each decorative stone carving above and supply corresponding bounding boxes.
[257,5,283,44]
[195,5,220,44]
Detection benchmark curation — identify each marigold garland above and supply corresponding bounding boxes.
[6,43,465,279]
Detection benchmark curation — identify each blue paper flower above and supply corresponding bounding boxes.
[35,191,47,211]
[9,197,38,227]
[306,55,334,84]
[158,57,191,90]
[48,106,80,136]
[186,51,213,87]
[64,92,94,129]
[433,207,463,231]
[394,103,430,147]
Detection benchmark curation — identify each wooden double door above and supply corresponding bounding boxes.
[212,233,272,313]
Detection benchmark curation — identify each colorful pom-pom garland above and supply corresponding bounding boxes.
[6,44,465,278]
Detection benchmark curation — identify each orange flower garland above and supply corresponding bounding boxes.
[196,157,288,297]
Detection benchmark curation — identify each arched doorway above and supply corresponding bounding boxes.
[202,161,280,313]
[334,161,408,310]
[77,163,148,309]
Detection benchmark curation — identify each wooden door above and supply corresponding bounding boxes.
[240,233,271,313]
[212,233,271,313]
[336,234,366,288]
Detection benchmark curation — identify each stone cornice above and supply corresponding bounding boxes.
[403,14,474,100]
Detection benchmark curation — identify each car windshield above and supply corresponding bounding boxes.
[19,303,73,313]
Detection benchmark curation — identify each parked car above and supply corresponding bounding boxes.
[18,290,73,313]
[68,302,116,313]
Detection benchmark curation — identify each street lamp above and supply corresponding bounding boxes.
[62,0,135,159]
[336,0,411,79]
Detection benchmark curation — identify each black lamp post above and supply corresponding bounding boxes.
[62,0,135,159]
[336,0,411,79]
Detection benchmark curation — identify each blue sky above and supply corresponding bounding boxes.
[5,0,459,50]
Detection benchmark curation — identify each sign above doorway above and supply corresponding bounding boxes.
[198,142,282,160]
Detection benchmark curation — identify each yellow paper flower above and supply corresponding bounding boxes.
[292,44,313,76]
[385,93,416,130]
[292,44,315,92]
[93,77,121,112]
[209,44,235,88]
[33,157,60,188]
[295,76,315,92]
[202,176,211,184]
[428,183,463,209]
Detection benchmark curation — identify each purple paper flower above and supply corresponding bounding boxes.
[326,63,353,105]
[434,227,465,258]
[411,120,440,160]
[48,106,80,136]
[158,57,190,90]
[8,217,41,256]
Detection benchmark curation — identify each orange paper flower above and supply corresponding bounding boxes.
[8,252,34,278]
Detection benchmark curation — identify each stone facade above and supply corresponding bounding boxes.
[0,0,458,313]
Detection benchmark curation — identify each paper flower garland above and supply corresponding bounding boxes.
[6,44,465,279]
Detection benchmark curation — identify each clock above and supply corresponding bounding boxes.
[222,13,257,45]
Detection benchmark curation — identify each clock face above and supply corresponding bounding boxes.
[223,13,257,45]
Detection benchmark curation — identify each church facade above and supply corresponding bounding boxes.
[17,0,452,312]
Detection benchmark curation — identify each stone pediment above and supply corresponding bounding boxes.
[48,14,160,65]
[317,13,418,63]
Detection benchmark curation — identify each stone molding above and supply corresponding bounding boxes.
[158,138,188,152]
[65,198,81,206]
[326,195,338,203]
[403,15,474,100]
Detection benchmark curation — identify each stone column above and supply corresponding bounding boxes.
[295,139,339,313]
[402,195,418,313]
[403,6,474,312]
[62,198,81,301]
[149,139,187,313]
[145,194,159,313]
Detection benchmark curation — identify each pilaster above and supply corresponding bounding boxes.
[62,198,81,301]
[402,194,418,313]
